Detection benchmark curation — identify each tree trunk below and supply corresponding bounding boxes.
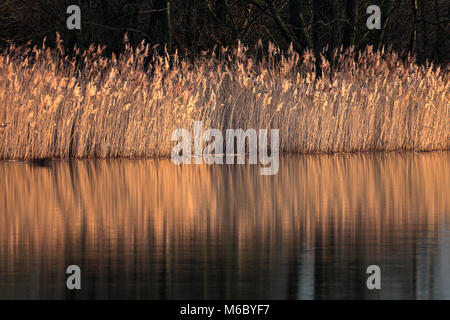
[377,0,395,50]
[343,0,357,48]
[216,0,226,22]
[312,0,322,77]
[408,0,418,53]
[289,0,308,49]
[419,0,427,62]
[156,0,172,52]
[433,0,443,63]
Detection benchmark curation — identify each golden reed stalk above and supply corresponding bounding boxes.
[0,39,448,160]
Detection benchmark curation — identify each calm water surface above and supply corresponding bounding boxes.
[0,152,449,299]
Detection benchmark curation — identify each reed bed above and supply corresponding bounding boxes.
[0,38,448,160]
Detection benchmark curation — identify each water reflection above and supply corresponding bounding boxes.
[0,152,449,299]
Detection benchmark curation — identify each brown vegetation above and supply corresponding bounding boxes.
[0,40,448,160]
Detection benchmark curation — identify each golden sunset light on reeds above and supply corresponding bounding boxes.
[0,41,448,160]
[1,0,449,305]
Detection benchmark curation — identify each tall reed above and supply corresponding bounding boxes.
[0,38,448,160]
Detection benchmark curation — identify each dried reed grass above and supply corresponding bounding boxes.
[0,37,448,160]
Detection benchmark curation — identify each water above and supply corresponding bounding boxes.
[0,152,449,299]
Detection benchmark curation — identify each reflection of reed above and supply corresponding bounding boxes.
[0,152,449,299]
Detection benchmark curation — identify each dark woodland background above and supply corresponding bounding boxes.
[0,0,449,64]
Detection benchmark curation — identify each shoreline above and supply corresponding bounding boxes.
[2,148,448,163]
